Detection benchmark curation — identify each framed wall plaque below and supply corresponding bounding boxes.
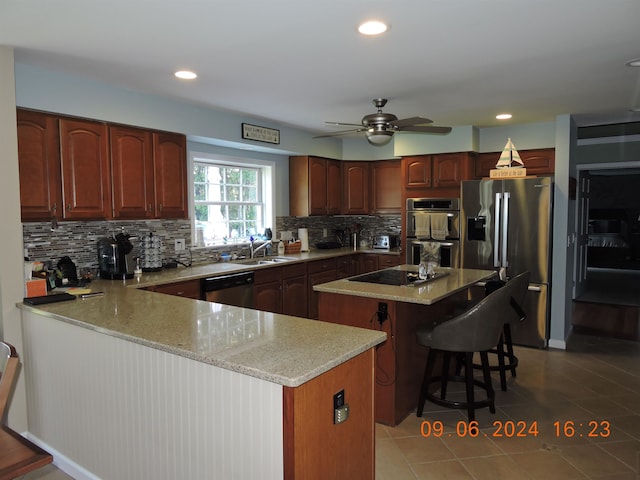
[241,123,280,144]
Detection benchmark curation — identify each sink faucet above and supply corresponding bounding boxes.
[250,239,272,258]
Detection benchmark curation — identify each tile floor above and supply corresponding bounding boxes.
[376,333,640,480]
[22,333,640,480]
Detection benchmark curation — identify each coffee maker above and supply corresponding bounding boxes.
[98,233,137,280]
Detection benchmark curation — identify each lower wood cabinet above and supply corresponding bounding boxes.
[308,258,337,319]
[254,267,283,314]
[147,279,202,299]
[254,263,308,317]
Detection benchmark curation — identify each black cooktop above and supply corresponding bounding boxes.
[348,269,448,286]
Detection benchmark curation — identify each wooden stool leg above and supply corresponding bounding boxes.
[464,352,475,422]
[417,348,437,417]
[480,350,496,413]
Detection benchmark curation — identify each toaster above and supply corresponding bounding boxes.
[373,235,399,250]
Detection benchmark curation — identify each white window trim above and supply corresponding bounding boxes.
[189,151,275,248]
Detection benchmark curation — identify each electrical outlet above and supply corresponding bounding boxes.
[174,238,185,251]
[323,228,327,238]
[377,302,388,324]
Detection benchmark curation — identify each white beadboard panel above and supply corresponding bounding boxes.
[21,311,284,480]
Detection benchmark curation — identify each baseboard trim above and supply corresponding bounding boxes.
[24,432,99,480]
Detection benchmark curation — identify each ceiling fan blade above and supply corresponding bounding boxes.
[389,116,434,128]
[313,128,366,139]
[398,125,453,134]
[325,121,363,127]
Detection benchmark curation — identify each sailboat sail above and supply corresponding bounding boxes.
[496,138,524,168]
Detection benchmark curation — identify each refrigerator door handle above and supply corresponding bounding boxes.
[494,192,502,267]
[502,192,510,267]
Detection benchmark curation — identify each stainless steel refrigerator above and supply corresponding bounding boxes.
[460,177,553,348]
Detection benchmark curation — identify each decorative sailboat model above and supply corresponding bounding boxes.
[490,138,528,178]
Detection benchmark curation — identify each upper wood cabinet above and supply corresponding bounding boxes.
[342,162,369,215]
[432,152,474,188]
[110,125,154,219]
[290,156,341,216]
[17,108,188,222]
[17,109,62,222]
[475,148,555,178]
[370,160,401,214]
[59,118,111,220]
[403,156,432,189]
[153,132,188,219]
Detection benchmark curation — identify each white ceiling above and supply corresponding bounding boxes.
[2,0,640,137]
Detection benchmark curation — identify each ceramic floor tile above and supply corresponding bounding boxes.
[411,459,475,480]
[460,454,533,480]
[509,450,588,479]
[559,444,635,477]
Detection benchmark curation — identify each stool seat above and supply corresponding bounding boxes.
[416,286,513,422]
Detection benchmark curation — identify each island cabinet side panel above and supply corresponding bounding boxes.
[282,349,375,480]
[20,311,284,480]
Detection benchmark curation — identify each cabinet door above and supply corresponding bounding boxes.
[370,160,401,214]
[326,159,342,215]
[342,162,369,215]
[359,254,379,274]
[403,156,432,189]
[308,270,337,319]
[336,255,354,279]
[254,281,282,313]
[60,118,111,219]
[153,132,188,219]
[282,275,308,317]
[17,109,62,221]
[432,153,465,188]
[110,126,154,219]
[308,157,328,215]
[378,254,401,270]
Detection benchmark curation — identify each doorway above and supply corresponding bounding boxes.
[572,163,640,341]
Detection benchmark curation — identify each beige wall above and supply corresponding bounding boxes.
[0,46,28,430]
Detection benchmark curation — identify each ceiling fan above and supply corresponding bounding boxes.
[314,98,452,146]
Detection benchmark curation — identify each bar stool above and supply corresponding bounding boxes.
[476,271,530,391]
[416,286,513,422]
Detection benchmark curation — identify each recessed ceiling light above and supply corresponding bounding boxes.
[175,70,197,80]
[625,58,640,67]
[496,113,513,120]
[358,21,389,36]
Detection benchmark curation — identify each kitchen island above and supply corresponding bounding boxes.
[18,271,386,480]
[314,265,496,426]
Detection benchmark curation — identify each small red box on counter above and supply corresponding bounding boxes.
[25,279,47,298]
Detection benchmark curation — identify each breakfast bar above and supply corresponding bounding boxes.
[314,265,496,426]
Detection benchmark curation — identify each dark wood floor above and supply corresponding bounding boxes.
[573,268,640,341]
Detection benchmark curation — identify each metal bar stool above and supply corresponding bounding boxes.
[416,286,513,422]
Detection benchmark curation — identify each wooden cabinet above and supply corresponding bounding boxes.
[150,279,202,299]
[282,263,308,318]
[432,153,473,188]
[403,156,432,189]
[59,118,111,220]
[342,162,369,215]
[307,258,337,319]
[378,254,402,270]
[153,132,188,219]
[336,254,357,279]
[17,109,62,221]
[254,267,283,314]
[290,156,341,216]
[370,160,401,214]
[110,125,154,219]
[359,254,379,274]
[475,148,555,178]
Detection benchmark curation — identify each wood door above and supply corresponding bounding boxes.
[308,157,328,215]
[475,148,555,178]
[110,126,154,219]
[282,275,308,317]
[432,153,466,188]
[378,254,401,269]
[403,156,432,189]
[359,254,379,274]
[370,160,401,214]
[342,162,369,215]
[308,269,337,319]
[59,118,111,219]
[153,132,188,219]
[17,109,62,221]
[152,279,202,299]
[254,281,283,313]
[326,159,342,215]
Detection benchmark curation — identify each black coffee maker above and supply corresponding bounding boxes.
[98,233,137,279]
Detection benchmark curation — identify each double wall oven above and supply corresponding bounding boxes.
[406,198,461,268]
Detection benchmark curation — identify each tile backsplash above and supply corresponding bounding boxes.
[23,214,402,271]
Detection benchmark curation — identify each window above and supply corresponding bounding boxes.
[190,152,274,247]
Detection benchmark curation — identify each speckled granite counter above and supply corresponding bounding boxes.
[313,265,496,305]
[18,250,387,388]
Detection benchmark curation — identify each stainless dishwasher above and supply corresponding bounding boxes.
[201,272,254,308]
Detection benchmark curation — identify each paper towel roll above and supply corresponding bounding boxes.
[298,228,309,252]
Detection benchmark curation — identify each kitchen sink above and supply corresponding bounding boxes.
[233,257,294,266]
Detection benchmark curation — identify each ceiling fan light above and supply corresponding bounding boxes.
[366,130,393,146]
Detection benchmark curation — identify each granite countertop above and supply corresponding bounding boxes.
[313,265,497,305]
[19,248,390,388]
